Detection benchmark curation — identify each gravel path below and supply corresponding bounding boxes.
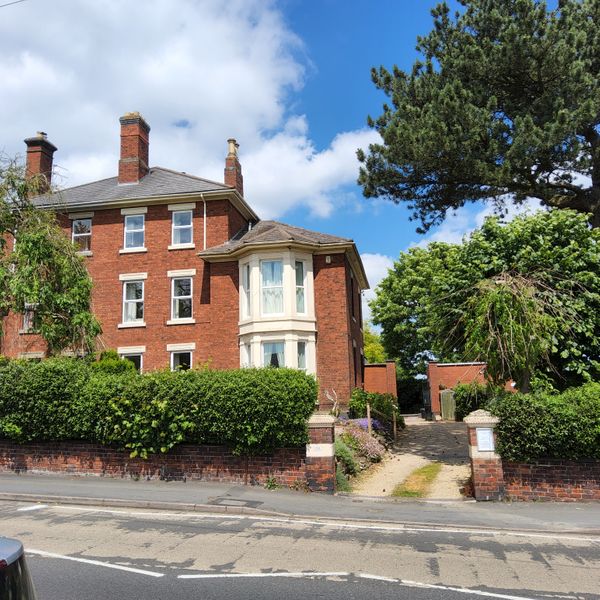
[350,417,471,499]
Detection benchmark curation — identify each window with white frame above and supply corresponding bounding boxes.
[295,260,305,313]
[297,341,306,370]
[124,214,145,249]
[260,260,283,315]
[242,263,251,318]
[72,218,91,252]
[122,354,142,372]
[263,341,285,368]
[241,343,252,367]
[171,277,192,320]
[171,210,193,246]
[171,351,191,371]
[123,281,144,322]
[22,302,38,332]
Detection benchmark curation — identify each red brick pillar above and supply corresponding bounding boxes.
[464,409,505,501]
[306,414,335,493]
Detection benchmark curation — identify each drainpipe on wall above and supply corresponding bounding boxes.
[200,193,207,250]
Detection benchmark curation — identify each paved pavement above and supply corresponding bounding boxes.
[1,471,599,533]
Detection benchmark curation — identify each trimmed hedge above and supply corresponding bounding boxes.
[0,357,317,457]
[490,382,600,461]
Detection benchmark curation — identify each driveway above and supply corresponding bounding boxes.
[351,417,471,499]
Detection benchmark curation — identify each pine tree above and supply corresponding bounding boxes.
[358,0,600,232]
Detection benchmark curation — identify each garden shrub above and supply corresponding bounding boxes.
[348,388,403,430]
[90,350,138,375]
[335,464,351,492]
[490,382,600,461]
[453,382,508,421]
[0,358,317,457]
[340,423,385,463]
[334,438,358,476]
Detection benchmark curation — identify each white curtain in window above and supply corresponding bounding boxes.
[261,260,283,314]
[263,342,285,368]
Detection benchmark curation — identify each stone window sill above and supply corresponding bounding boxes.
[117,322,146,329]
[168,243,195,251]
[18,329,37,335]
[119,247,147,255]
[166,318,196,326]
[77,250,93,257]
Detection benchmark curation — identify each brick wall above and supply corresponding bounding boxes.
[314,254,352,407]
[0,415,336,492]
[503,460,600,501]
[0,440,306,488]
[364,362,397,396]
[427,362,487,414]
[1,200,247,371]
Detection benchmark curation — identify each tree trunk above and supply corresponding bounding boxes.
[519,368,531,394]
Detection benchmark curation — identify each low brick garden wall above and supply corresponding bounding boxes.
[465,410,600,502]
[0,415,337,493]
[503,460,600,501]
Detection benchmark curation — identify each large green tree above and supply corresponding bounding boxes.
[0,157,101,355]
[358,0,600,232]
[363,322,387,363]
[371,210,600,391]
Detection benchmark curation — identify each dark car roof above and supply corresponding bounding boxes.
[0,538,24,565]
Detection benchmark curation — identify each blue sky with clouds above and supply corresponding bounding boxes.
[0,0,538,319]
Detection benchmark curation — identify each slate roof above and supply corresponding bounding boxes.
[35,167,231,209]
[199,220,352,257]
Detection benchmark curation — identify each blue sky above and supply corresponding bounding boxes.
[0,0,532,318]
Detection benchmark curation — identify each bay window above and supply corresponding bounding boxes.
[261,260,283,315]
[263,341,284,368]
[295,260,305,313]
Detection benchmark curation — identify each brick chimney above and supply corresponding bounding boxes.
[24,132,57,192]
[118,112,150,184]
[224,138,243,196]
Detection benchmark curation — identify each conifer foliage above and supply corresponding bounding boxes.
[358,0,600,231]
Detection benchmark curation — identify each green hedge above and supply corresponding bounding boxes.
[0,357,317,457]
[490,382,600,461]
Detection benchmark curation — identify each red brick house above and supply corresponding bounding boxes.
[1,112,368,407]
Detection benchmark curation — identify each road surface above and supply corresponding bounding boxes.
[1,500,598,600]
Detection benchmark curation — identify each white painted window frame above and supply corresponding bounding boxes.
[123,213,145,250]
[122,280,145,324]
[171,209,193,247]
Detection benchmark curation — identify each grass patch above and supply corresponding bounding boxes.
[391,462,442,498]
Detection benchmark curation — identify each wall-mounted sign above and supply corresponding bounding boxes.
[476,427,495,452]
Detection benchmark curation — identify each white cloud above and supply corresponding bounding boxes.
[360,253,394,324]
[0,0,375,219]
[412,198,545,249]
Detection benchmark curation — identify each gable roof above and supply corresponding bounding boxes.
[34,167,257,218]
[199,220,369,289]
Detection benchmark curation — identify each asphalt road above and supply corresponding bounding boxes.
[1,500,598,600]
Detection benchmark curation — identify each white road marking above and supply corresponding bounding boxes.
[358,573,398,582]
[54,505,600,544]
[17,504,47,512]
[26,548,164,578]
[177,570,543,599]
[179,571,349,580]
[399,579,541,600]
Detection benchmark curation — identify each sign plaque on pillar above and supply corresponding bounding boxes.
[476,427,495,452]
